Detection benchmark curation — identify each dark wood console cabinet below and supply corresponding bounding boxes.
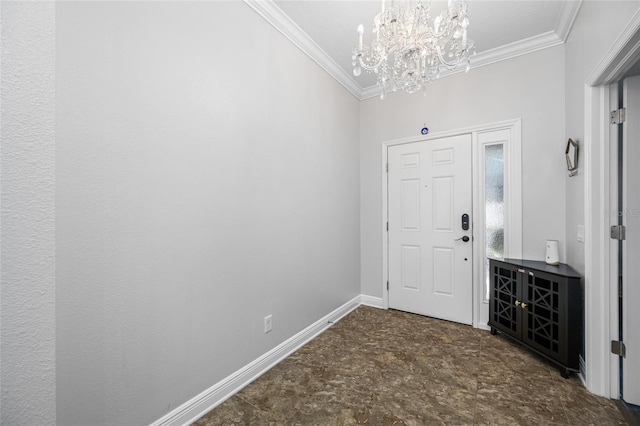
[489,258,582,378]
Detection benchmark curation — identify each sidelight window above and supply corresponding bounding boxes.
[484,143,505,300]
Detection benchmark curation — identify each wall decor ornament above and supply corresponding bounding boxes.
[565,138,578,177]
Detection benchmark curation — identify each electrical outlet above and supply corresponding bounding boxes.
[264,315,272,334]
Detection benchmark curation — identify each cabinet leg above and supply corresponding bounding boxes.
[490,327,497,336]
[560,368,571,379]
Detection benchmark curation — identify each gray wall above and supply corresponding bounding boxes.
[4,2,640,425]
[564,1,640,276]
[0,2,56,425]
[359,46,566,301]
[4,1,358,425]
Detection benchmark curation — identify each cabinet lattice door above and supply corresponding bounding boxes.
[522,272,564,361]
[489,259,582,378]
[491,263,519,338]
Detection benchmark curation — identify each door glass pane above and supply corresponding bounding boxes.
[485,144,504,301]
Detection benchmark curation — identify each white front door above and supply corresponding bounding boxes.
[622,76,640,405]
[388,134,473,325]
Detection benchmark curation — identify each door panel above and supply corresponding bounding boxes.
[401,245,421,290]
[622,76,640,405]
[433,176,454,230]
[401,179,420,230]
[433,247,454,295]
[388,134,473,325]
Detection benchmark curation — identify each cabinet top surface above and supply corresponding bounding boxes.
[493,258,582,279]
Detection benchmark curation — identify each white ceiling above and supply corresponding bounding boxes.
[250,1,583,99]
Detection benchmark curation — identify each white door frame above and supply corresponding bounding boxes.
[381,119,522,329]
[583,9,640,398]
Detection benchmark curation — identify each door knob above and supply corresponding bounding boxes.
[455,236,470,242]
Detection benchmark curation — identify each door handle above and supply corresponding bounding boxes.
[455,236,470,242]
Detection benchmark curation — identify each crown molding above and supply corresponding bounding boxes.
[243,0,362,100]
[556,0,583,43]
[360,31,564,100]
[472,30,564,69]
[247,0,584,102]
[360,84,382,101]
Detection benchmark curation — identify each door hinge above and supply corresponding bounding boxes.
[610,108,626,124]
[610,224,626,240]
[386,163,389,173]
[386,222,389,232]
[611,340,626,357]
[387,281,389,291]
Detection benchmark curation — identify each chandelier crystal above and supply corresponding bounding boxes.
[353,0,475,99]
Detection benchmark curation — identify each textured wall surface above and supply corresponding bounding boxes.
[0,2,56,425]
[55,2,359,424]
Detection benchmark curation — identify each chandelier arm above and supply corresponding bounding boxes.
[436,46,469,69]
[353,0,472,97]
[357,54,386,71]
[357,42,400,71]
[436,55,460,70]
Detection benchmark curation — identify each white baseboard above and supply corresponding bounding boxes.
[359,294,385,309]
[476,322,491,331]
[150,295,361,426]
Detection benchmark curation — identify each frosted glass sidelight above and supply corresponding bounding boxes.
[485,144,504,300]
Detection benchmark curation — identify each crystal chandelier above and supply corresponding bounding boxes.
[352,0,475,99]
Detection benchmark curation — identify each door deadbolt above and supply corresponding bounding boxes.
[462,214,469,231]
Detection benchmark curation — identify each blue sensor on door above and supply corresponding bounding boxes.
[421,127,429,135]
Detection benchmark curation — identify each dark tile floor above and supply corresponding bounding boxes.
[617,400,640,425]
[194,306,628,425]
